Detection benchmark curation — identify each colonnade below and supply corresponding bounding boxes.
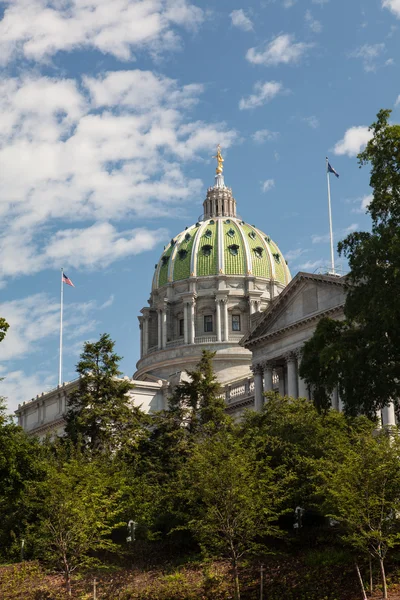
[251,350,397,427]
[252,350,308,412]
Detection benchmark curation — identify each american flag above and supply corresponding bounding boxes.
[62,273,75,287]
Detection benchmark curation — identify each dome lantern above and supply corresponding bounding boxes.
[203,145,237,219]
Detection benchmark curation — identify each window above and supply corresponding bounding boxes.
[161,255,169,266]
[179,319,184,337]
[249,231,256,240]
[227,228,235,237]
[204,315,213,333]
[254,246,263,258]
[232,315,241,331]
[178,249,188,260]
[228,244,239,256]
[202,244,213,256]
[205,229,212,238]
[185,232,191,241]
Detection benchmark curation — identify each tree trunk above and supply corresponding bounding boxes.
[232,559,240,600]
[369,556,373,595]
[379,558,387,599]
[65,570,72,597]
[355,563,367,600]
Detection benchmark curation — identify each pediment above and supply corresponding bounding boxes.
[243,272,346,346]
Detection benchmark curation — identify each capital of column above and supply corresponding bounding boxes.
[251,363,263,375]
[262,361,274,371]
[284,351,297,364]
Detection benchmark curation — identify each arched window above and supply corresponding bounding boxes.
[228,244,240,256]
[254,247,263,259]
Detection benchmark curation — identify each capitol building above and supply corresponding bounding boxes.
[15,149,397,436]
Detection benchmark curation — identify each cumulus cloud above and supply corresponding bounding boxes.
[0,71,237,282]
[0,0,204,65]
[383,0,400,18]
[262,179,275,192]
[285,248,307,261]
[246,34,313,66]
[333,126,372,156]
[350,43,386,72]
[239,81,283,110]
[252,129,280,143]
[230,9,253,31]
[352,194,373,213]
[305,10,322,33]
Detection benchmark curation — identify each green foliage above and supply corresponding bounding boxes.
[321,428,400,597]
[26,447,125,594]
[168,350,230,433]
[180,430,283,599]
[64,333,142,454]
[0,317,9,344]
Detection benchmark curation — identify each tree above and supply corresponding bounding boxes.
[300,109,400,415]
[322,428,400,599]
[168,350,229,433]
[181,431,283,600]
[64,333,141,453]
[0,317,9,343]
[28,449,124,595]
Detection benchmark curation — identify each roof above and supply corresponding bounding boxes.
[152,216,291,290]
[240,271,346,347]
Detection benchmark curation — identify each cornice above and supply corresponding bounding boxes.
[245,304,344,348]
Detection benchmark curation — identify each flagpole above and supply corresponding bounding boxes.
[59,268,64,387]
[326,157,335,274]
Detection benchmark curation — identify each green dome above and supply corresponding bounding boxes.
[152,216,291,290]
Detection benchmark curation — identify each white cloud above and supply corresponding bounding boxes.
[303,115,319,129]
[352,194,372,213]
[383,0,400,18]
[252,129,280,143]
[1,370,57,414]
[246,34,313,67]
[0,0,204,66]
[312,224,358,244]
[350,43,385,72]
[333,126,372,157]
[298,259,325,271]
[0,71,237,282]
[285,248,307,261]
[230,9,253,31]
[239,81,283,110]
[45,223,167,270]
[0,293,103,362]
[262,179,275,192]
[305,10,322,33]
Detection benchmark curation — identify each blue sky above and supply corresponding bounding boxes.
[0,0,399,412]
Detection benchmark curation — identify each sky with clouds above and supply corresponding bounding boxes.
[0,0,398,413]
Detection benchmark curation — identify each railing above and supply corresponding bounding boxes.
[224,377,255,404]
[194,335,217,344]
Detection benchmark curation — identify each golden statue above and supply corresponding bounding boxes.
[213,144,224,175]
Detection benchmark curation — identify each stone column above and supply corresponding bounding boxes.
[286,353,298,398]
[296,350,309,400]
[139,318,144,358]
[252,364,264,412]
[276,366,285,396]
[188,298,196,344]
[184,302,189,344]
[383,402,396,427]
[157,310,162,350]
[222,298,229,342]
[330,387,339,411]
[216,298,222,342]
[143,316,149,355]
[263,362,274,393]
[162,309,167,349]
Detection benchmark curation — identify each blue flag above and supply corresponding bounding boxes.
[327,161,339,178]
